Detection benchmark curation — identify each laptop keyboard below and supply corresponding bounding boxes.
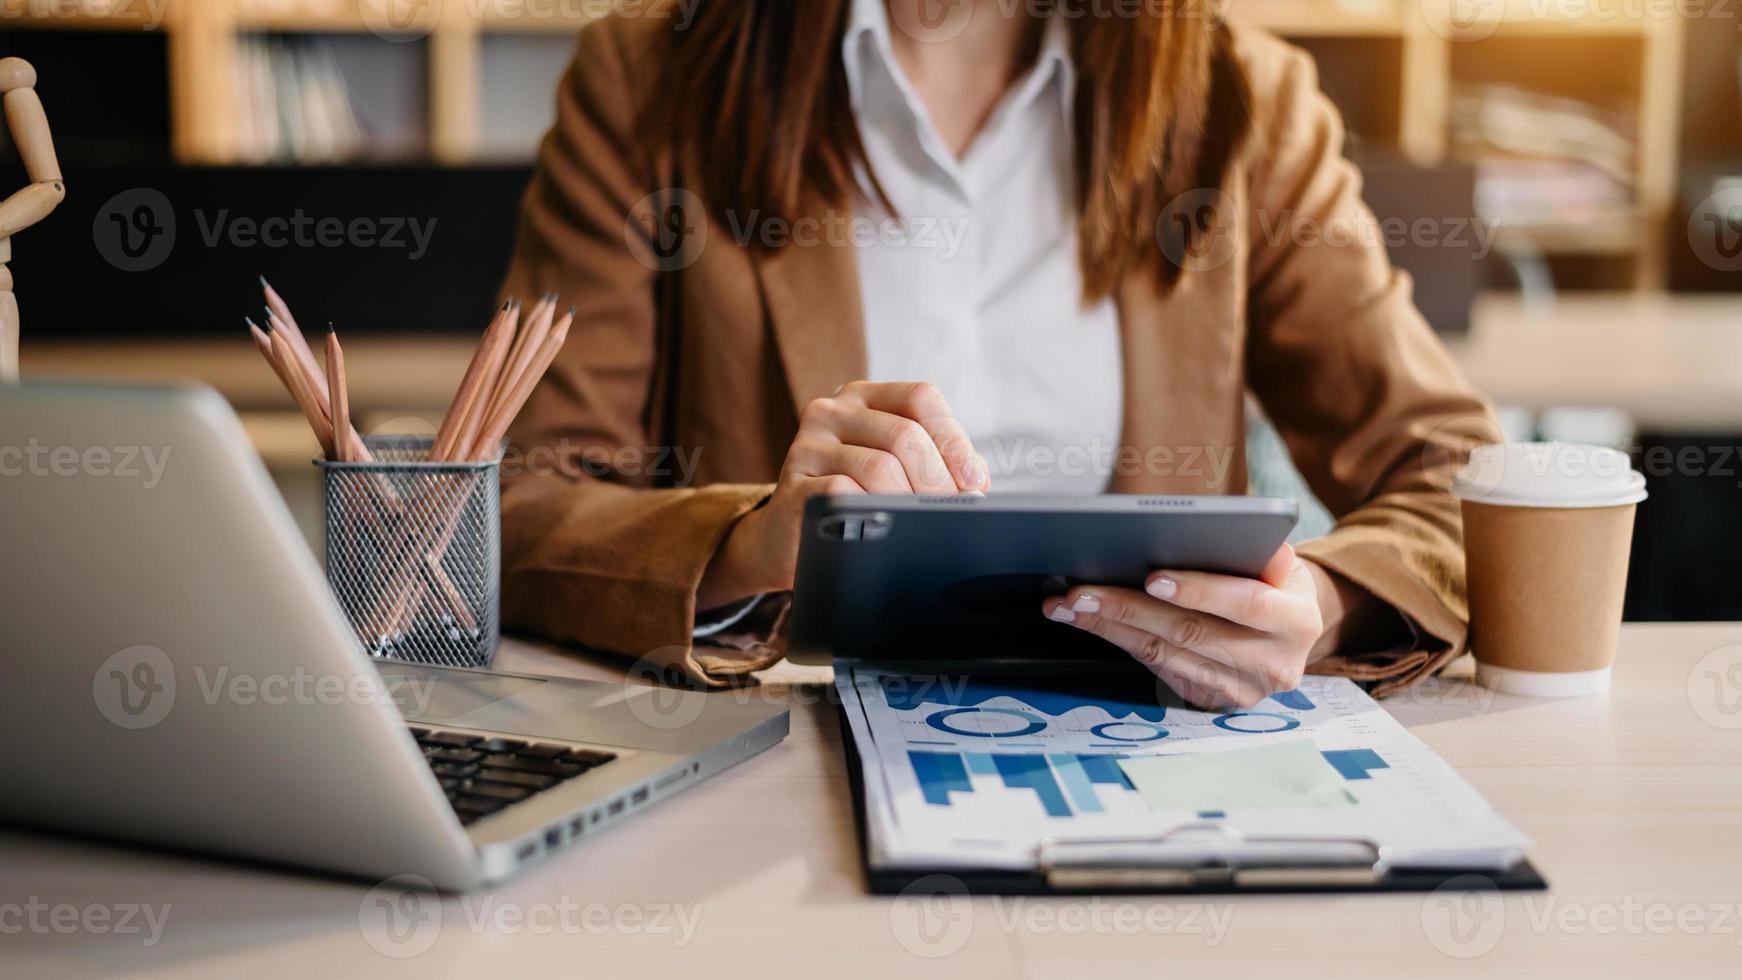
[409,726,617,826]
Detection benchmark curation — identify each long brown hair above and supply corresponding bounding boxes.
[648,0,1251,299]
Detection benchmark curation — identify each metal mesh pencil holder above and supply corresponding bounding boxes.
[318,436,501,668]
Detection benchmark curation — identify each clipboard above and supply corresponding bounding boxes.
[838,702,1548,896]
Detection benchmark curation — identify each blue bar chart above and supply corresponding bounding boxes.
[908,746,1391,818]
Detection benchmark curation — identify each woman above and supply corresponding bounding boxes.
[496,0,1495,708]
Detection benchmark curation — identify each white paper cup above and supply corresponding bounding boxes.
[1453,443,1646,698]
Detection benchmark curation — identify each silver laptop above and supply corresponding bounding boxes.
[0,382,788,890]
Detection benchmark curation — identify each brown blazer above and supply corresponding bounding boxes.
[496,16,1497,697]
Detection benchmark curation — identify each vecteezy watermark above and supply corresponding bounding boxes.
[625,188,710,273]
[92,188,438,273]
[1427,0,1742,42]
[359,0,702,42]
[623,188,972,273]
[1158,188,1239,273]
[1423,0,1509,41]
[500,440,706,486]
[0,0,172,30]
[1689,186,1742,273]
[92,648,440,731]
[92,646,177,731]
[723,210,970,259]
[0,897,172,947]
[93,188,176,273]
[889,874,1234,958]
[1421,875,1508,958]
[193,210,437,262]
[1254,208,1500,261]
[888,0,1230,44]
[622,648,712,731]
[1424,877,1742,958]
[1687,644,1742,730]
[359,875,702,958]
[0,440,172,488]
[985,437,1237,488]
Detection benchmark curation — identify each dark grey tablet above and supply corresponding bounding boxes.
[789,495,1299,666]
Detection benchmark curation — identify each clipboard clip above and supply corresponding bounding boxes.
[1036,822,1390,890]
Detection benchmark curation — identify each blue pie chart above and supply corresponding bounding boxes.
[925,706,1048,738]
[1212,711,1300,734]
[1090,721,1169,742]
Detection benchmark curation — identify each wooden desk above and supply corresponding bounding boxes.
[4,624,1741,978]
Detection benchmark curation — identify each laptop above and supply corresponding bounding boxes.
[0,382,788,890]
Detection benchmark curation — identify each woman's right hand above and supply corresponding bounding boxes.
[698,381,989,609]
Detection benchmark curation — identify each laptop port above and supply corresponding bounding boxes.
[608,799,625,816]
[516,842,537,861]
[569,816,586,836]
[631,787,649,805]
[545,827,562,849]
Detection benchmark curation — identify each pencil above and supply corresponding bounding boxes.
[325,323,351,463]
[450,299,521,462]
[265,318,336,459]
[246,317,289,389]
[260,278,328,404]
[469,307,572,462]
[431,301,514,462]
[480,293,552,430]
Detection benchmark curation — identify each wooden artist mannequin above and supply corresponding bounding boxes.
[0,58,65,382]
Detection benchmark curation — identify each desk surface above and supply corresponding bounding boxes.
[6,623,1742,978]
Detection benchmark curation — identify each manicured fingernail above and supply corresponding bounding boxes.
[1148,577,1178,600]
[1072,594,1100,613]
[961,456,986,489]
[1048,604,1076,623]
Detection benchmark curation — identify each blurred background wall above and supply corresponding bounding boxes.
[4,0,1741,620]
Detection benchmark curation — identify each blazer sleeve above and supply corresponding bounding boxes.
[1238,35,1499,696]
[496,20,784,686]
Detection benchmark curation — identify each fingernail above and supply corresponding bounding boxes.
[1148,577,1178,600]
[1072,594,1100,613]
[1048,604,1076,623]
[961,456,986,489]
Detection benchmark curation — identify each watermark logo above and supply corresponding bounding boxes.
[1426,0,1507,41]
[92,645,176,730]
[1157,188,1238,273]
[622,648,711,731]
[361,0,439,41]
[889,0,975,43]
[359,875,442,958]
[0,898,172,947]
[0,440,173,488]
[1689,187,1742,273]
[626,188,710,273]
[1688,644,1742,730]
[0,0,171,30]
[93,188,175,273]
[1421,874,1506,958]
[889,874,975,959]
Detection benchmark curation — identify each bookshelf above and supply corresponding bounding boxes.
[1226,0,1685,287]
[0,0,1693,286]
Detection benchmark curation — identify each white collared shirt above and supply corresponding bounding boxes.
[842,0,1123,494]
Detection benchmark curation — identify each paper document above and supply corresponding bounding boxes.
[836,666,1530,872]
[1118,739,1356,811]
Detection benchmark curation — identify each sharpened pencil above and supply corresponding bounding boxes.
[325,323,351,463]
[432,301,515,462]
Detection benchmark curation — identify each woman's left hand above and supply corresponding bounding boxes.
[1041,544,1331,710]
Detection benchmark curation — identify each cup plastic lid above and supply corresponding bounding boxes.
[1452,442,1647,509]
